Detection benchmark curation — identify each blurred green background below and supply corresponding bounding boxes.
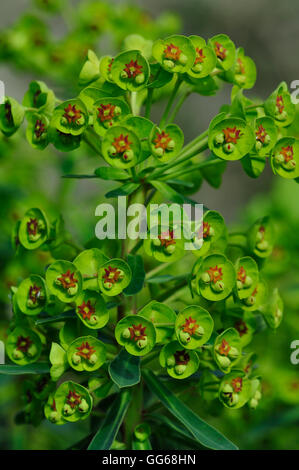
[0,0,298,450]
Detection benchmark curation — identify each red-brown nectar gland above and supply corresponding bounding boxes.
[62,104,83,126]
[156,230,176,254]
[97,104,116,124]
[192,48,206,73]
[16,335,33,353]
[237,266,247,284]
[207,265,223,283]
[56,270,78,291]
[128,323,147,342]
[231,377,243,393]
[223,126,242,144]
[256,125,268,144]
[203,221,212,239]
[123,60,143,79]
[218,339,231,356]
[234,319,248,337]
[174,350,190,365]
[76,341,96,360]
[276,95,284,114]
[164,43,182,61]
[66,390,81,409]
[27,218,38,236]
[275,145,296,170]
[154,131,172,151]
[182,316,199,336]
[77,300,96,320]
[214,42,227,60]
[110,134,133,161]
[102,266,122,287]
[28,284,42,305]
[34,119,46,139]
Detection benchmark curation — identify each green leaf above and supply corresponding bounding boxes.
[35,310,76,326]
[94,167,130,181]
[0,363,50,375]
[147,273,188,284]
[105,183,140,199]
[123,254,145,296]
[151,181,185,204]
[143,370,238,450]
[109,349,141,388]
[88,389,132,450]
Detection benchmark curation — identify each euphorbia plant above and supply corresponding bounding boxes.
[1,29,297,451]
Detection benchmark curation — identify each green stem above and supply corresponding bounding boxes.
[141,349,161,366]
[146,262,170,280]
[167,90,191,124]
[161,157,223,181]
[160,76,182,127]
[131,92,139,116]
[145,88,154,119]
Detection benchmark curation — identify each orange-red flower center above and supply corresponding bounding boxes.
[63,104,82,125]
[27,218,38,236]
[203,221,211,239]
[163,43,182,61]
[97,104,116,123]
[128,323,147,342]
[154,130,172,150]
[112,134,132,154]
[237,57,245,74]
[256,125,268,144]
[218,338,231,356]
[195,47,206,65]
[174,350,190,365]
[34,119,46,138]
[158,230,176,248]
[207,265,223,283]
[281,145,294,162]
[231,377,243,393]
[77,300,96,320]
[214,42,227,60]
[16,335,33,353]
[66,390,81,409]
[76,341,96,360]
[57,270,78,290]
[124,60,143,78]
[237,266,247,284]
[276,95,284,114]
[102,266,122,284]
[182,316,199,336]
[222,126,242,144]
[28,284,42,304]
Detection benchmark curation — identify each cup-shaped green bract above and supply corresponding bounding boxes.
[73,248,109,291]
[209,117,255,161]
[208,34,236,71]
[67,335,106,372]
[16,275,47,315]
[254,117,277,156]
[48,124,81,152]
[0,97,24,136]
[59,319,97,351]
[152,35,196,73]
[271,137,299,179]
[144,225,185,263]
[79,84,125,112]
[160,340,199,379]
[260,288,283,329]
[138,301,176,343]
[123,34,153,60]
[98,258,132,296]
[49,342,68,382]
[46,260,83,303]
[248,216,274,258]
[150,123,184,163]
[93,98,130,136]
[53,381,93,423]
[110,50,150,91]
[192,210,226,257]
[99,55,115,83]
[225,48,256,89]
[23,80,55,115]
[234,352,257,377]
[147,63,173,89]
[26,113,49,149]
[19,208,50,250]
[241,153,266,179]
[51,99,88,136]
[115,314,156,356]
[102,125,141,169]
[75,290,109,329]
[122,116,155,163]
[264,82,296,127]
[219,371,251,409]
[44,393,66,425]
[223,307,256,348]
[235,256,259,300]
[214,328,242,373]
[175,305,214,349]
[187,36,217,79]
[79,49,100,86]
[7,326,42,365]
[195,253,236,301]
[240,279,267,312]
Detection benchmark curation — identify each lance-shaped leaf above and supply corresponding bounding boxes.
[88,389,132,450]
[109,349,141,388]
[0,363,50,375]
[123,254,145,296]
[49,342,68,381]
[143,370,238,450]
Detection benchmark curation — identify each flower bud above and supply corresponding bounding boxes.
[209,226,215,237]
[275,110,287,121]
[49,411,59,423]
[166,355,176,367]
[274,153,285,165]
[152,238,161,247]
[282,159,296,171]
[89,315,98,326]
[55,277,62,286]
[179,330,191,344]
[192,63,203,73]
[103,281,113,290]
[255,140,263,151]
[123,149,134,161]
[194,325,205,338]
[78,398,89,413]
[264,134,271,145]
[256,240,269,251]
[223,143,235,154]
[114,106,121,116]
[67,285,78,296]
[63,404,75,416]
[222,383,233,394]
[235,75,246,85]
[13,349,24,360]
[249,398,258,409]
[26,298,35,308]
[216,354,231,369]
[174,364,187,375]
[72,353,81,365]
[76,116,85,126]
[211,281,224,292]
[120,71,128,79]
[163,59,174,69]
[137,337,148,349]
[228,346,239,359]
[167,139,175,151]
[108,145,117,157]
[178,54,188,65]
[153,147,164,158]
[38,219,46,230]
[108,73,113,81]
[27,344,38,358]
[89,353,98,365]
[28,233,41,242]
[214,133,224,145]
[122,328,131,339]
[230,393,239,406]
[60,117,68,126]
[236,280,243,290]
[244,295,255,307]
[117,269,124,280]
[135,73,145,85]
[244,275,252,288]
[103,120,113,129]
[165,244,176,254]
[254,390,262,400]
[201,272,211,284]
